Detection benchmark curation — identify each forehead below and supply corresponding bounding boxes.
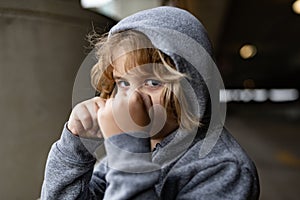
[112,54,156,78]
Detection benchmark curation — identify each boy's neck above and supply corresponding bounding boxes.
[150,138,163,151]
[150,122,179,150]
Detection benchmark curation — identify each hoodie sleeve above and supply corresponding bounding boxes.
[103,133,161,200]
[41,124,106,199]
[41,124,161,200]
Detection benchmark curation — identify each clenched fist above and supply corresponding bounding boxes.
[97,91,152,139]
[67,97,105,138]
[67,91,153,139]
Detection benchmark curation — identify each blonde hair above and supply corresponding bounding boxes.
[90,30,200,130]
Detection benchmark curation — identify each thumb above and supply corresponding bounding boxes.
[134,90,153,114]
[93,96,106,110]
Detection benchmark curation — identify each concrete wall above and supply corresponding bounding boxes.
[0,1,115,199]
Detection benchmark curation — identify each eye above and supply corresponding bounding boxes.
[116,80,130,88]
[144,79,163,88]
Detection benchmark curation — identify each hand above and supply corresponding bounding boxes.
[97,91,152,138]
[67,97,105,138]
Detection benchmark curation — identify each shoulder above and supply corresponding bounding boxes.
[161,129,260,199]
[168,128,259,182]
[182,128,256,168]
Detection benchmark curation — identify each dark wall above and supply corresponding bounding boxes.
[0,1,115,199]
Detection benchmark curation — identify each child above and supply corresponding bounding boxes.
[41,6,259,199]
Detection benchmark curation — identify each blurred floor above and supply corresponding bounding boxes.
[225,102,300,200]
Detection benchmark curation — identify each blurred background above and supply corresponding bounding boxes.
[0,0,299,199]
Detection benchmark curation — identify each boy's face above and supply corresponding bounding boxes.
[112,56,164,108]
[111,56,178,138]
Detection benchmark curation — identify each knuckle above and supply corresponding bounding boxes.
[81,115,93,128]
[82,114,92,122]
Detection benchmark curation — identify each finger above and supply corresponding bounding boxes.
[86,126,102,138]
[129,91,151,127]
[68,119,85,136]
[85,100,100,132]
[97,98,112,119]
[129,91,144,105]
[93,96,106,109]
[89,122,102,137]
[136,91,153,113]
[77,105,93,131]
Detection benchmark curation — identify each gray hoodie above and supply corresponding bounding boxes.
[41,6,259,200]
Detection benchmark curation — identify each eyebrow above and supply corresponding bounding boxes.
[113,75,124,80]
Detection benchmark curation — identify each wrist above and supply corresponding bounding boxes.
[104,133,157,173]
[55,123,100,163]
[66,122,79,136]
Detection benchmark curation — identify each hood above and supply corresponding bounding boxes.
[108,6,226,161]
